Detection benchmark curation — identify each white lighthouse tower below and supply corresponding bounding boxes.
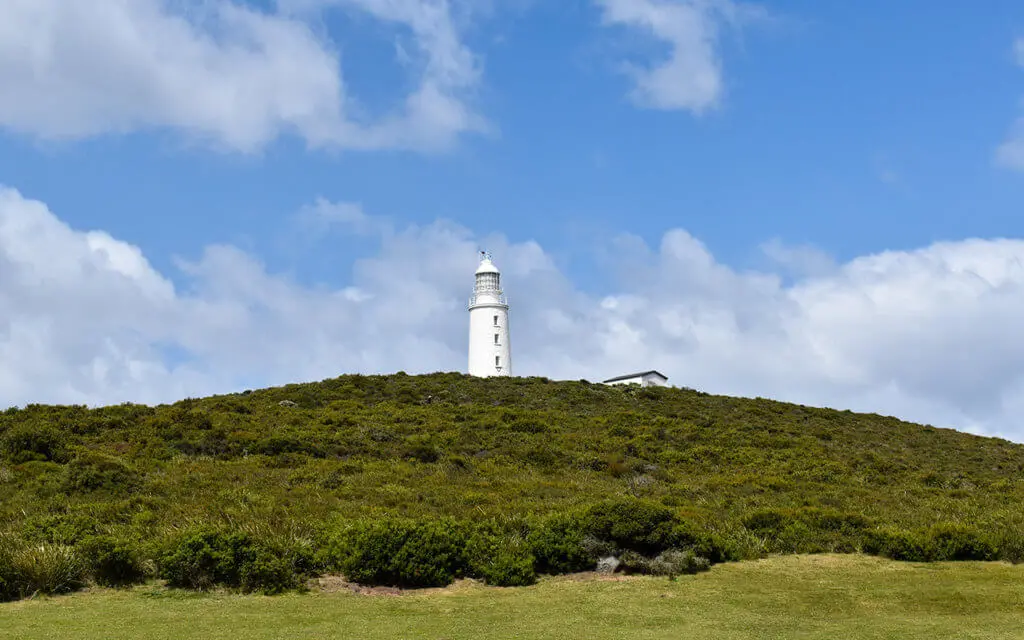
[468,251,511,377]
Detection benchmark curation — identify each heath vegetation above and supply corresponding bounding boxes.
[1,372,1023,600]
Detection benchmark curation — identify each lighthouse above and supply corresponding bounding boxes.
[468,251,512,377]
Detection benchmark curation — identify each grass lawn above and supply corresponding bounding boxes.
[2,555,1022,639]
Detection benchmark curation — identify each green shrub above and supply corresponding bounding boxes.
[668,521,735,564]
[864,524,999,563]
[159,529,250,590]
[78,536,147,587]
[1,425,66,464]
[331,519,468,588]
[578,500,730,564]
[239,546,304,595]
[22,513,100,545]
[465,525,536,586]
[158,528,304,593]
[581,500,678,556]
[527,513,594,575]
[773,521,819,554]
[742,510,794,534]
[929,524,998,561]
[0,537,18,602]
[995,530,1024,563]
[864,528,934,562]
[59,453,141,494]
[743,508,870,555]
[475,545,536,587]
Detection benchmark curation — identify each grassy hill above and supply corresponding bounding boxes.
[1,373,1023,598]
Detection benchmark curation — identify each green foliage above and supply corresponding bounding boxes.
[59,453,141,494]
[4,542,87,597]
[22,513,101,545]
[158,529,250,590]
[1,425,66,463]
[473,544,537,587]
[528,514,595,575]
[465,522,537,586]
[329,519,469,588]
[158,529,305,594]
[863,528,934,562]
[928,524,999,561]
[78,536,147,587]
[581,500,679,556]
[863,524,999,563]
[1,372,1024,601]
[743,508,872,554]
[0,537,18,602]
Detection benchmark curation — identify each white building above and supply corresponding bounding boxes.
[602,370,668,388]
[468,251,512,377]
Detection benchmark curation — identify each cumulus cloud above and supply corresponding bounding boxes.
[0,0,483,152]
[996,37,1024,170]
[2,186,1024,441]
[594,0,763,113]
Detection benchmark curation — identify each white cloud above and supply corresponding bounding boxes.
[594,0,762,113]
[0,0,483,152]
[3,186,1024,441]
[996,38,1024,170]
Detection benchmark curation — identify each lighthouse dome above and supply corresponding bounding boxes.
[475,256,500,275]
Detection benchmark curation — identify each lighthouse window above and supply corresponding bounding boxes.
[494,333,499,344]
[493,315,498,326]
[495,356,501,367]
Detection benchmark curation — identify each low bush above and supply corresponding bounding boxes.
[1,425,66,464]
[158,528,305,594]
[0,537,17,602]
[475,545,536,587]
[527,513,594,575]
[22,513,100,545]
[742,510,793,534]
[159,529,252,590]
[864,528,934,562]
[579,500,732,565]
[239,546,304,595]
[928,524,998,561]
[995,530,1024,564]
[743,508,871,555]
[59,453,140,494]
[78,536,147,587]
[581,500,678,556]
[329,519,468,588]
[864,524,999,562]
[465,524,536,586]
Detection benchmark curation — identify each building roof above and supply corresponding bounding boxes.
[602,370,668,383]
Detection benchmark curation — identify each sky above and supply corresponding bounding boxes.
[2,0,1024,440]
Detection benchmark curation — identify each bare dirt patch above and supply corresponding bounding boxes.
[313,576,402,596]
[311,572,632,596]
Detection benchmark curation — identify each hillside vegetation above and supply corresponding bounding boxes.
[1,373,1023,599]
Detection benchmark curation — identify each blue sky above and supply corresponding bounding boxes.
[2,0,1024,439]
